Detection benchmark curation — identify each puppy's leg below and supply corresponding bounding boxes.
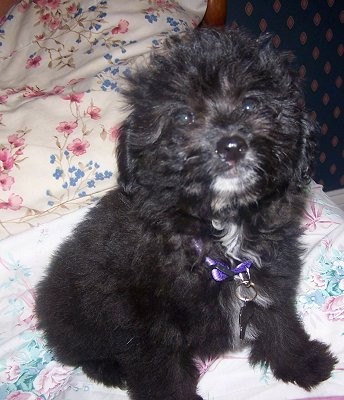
[122,348,202,400]
[80,359,126,388]
[249,305,337,390]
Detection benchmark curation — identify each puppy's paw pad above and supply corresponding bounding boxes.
[274,341,337,390]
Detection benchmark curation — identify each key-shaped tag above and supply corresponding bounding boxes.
[239,300,255,340]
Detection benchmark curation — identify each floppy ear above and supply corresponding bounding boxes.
[257,36,317,188]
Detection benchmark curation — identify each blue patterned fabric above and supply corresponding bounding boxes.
[226,0,343,192]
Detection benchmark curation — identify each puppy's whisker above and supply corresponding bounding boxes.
[185,154,201,162]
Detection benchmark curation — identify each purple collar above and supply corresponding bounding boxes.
[192,238,253,282]
[205,257,253,282]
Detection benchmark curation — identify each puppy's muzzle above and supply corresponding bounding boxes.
[216,136,248,166]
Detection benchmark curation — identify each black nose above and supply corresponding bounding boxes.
[216,136,248,164]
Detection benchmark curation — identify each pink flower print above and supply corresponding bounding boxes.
[67,138,90,156]
[0,193,23,210]
[56,121,78,135]
[33,0,48,6]
[311,273,327,289]
[0,94,8,104]
[323,295,344,321]
[0,362,21,383]
[49,16,61,30]
[68,78,83,86]
[6,391,36,400]
[40,13,51,24]
[67,3,78,14]
[303,201,337,232]
[62,92,84,103]
[8,134,25,147]
[33,361,72,396]
[15,148,24,156]
[321,238,333,250]
[18,1,30,13]
[53,85,64,95]
[87,105,101,120]
[0,173,14,191]
[26,55,42,69]
[0,149,14,170]
[109,126,120,141]
[46,0,61,9]
[111,19,129,34]
[34,0,60,8]
[35,33,45,41]
[23,86,47,98]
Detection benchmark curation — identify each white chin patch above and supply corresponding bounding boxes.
[211,177,243,212]
[212,176,242,194]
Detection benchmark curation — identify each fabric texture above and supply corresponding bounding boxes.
[0,0,206,238]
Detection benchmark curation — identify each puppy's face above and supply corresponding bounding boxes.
[119,28,315,216]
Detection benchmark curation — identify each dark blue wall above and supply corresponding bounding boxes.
[226,0,343,191]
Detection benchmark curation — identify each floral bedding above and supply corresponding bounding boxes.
[0,183,343,399]
[0,0,206,238]
[1,1,344,400]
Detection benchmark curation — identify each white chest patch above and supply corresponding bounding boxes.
[213,220,262,268]
[214,220,243,260]
[212,220,271,308]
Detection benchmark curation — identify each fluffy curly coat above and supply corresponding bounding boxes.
[36,28,336,400]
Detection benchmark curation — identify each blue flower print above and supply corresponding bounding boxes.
[74,7,83,17]
[95,172,105,180]
[104,170,113,179]
[145,14,158,24]
[53,168,63,179]
[75,169,85,180]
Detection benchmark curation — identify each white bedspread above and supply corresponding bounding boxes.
[1,183,343,400]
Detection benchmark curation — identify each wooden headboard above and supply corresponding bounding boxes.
[0,0,16,17]
[0,0,227,25]
[202,0,227,26]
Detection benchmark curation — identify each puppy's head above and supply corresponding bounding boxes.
[118,27,316,217]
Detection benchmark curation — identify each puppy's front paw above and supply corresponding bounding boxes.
[272,340,337,390]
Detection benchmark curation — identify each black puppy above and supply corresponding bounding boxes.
[36,28,336,400]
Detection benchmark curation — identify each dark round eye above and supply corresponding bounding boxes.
[174,111,195,126]
[242,98,258,112]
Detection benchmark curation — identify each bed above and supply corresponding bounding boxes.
[0,1,343,399]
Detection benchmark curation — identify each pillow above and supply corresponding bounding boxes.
[0,0,207,238]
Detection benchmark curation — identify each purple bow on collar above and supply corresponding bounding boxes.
[192,238,253,282]
[205,257,253,282]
